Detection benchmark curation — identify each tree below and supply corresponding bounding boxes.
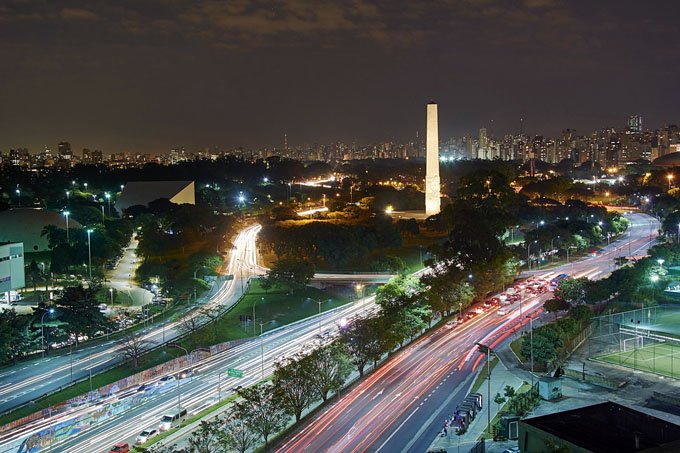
[273,353,316,422]
[178,311,205,336]
[555,277,587,304]
[503,385,516,399]
[186,420,226,453]
[494,392,506,411]
[0,310,31,364]
[53,284,107,339]
[117,331,152,369]
[569,305,593,325]
[543,298,569,314]
[261,258,315,294]
[234,383,287,447]
[305,343,352,401]
[339,317,385,377]
[223,409,257,453]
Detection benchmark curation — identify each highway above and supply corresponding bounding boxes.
[0,213,657,452]
[277,212,659,452]
[0,224,263,415]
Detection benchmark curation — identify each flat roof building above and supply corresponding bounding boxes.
[0,242,25,298]
[520,401,680,452]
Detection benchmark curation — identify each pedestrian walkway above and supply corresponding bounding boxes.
[106,236,153,307]
[427,358,524,452]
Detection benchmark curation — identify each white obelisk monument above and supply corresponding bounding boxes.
[425,102,441,216]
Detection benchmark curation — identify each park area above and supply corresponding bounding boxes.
[590,305,680,379]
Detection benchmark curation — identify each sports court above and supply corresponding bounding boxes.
[589,305,680,379]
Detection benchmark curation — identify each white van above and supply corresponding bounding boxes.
[159,408,187,431]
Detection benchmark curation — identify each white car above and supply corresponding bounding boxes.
[446,320,458,329]
[135,428,158,444]
[497,308,508,316]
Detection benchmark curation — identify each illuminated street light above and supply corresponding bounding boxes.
[41,308,55,356]
[63,210,70,243]
[668,174,674,190]
[105,192,111,216]
[87,229,94,279]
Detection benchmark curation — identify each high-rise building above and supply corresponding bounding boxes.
[478,128,488,159]
[425,102,441,216]
[57,142,72,160]
[627,115,642,133]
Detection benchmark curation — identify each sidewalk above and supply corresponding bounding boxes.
[427,358,524,452]
[106,236,153,308]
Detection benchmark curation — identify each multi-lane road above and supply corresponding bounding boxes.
[277,212,659,452]
[0,224,263,416]
[0,213,658,452]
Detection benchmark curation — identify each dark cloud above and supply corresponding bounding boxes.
[1,0,680,153]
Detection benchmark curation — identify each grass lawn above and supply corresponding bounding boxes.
[510,338,525,362]
[470,357,498,394]
[193,280,350,343]
[0,281,348,426]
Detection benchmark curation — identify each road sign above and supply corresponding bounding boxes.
[227,368,243,378]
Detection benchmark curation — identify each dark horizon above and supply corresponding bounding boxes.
[2,0,680,154]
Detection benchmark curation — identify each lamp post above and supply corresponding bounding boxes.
[86,229,93,280]
[526,240,538,270]
[668,174,674,190]
[41,308,55,356]
[109,288,114,305]
[15,188,20,206]
[477,343,493,439]
[259,320,275,378]
[309,298,329,335]
[528,315,534,386]
[252,297,263,335]
[168,344,188,413]
[105,192,111,216]
[550,236,560,263]
[65,190,70,204]
[651,274,659,302]
[218,371,224,402]
[356,283,365,311]
[677,224,680,244]
[63,211,70,244]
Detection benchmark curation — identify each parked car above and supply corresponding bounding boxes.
[446,320,457,329]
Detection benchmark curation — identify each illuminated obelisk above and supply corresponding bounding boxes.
[425,102,441,216]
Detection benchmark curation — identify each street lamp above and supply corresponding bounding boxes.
[105,192,111,216]
[65,190,70,204]
[527,315,535,386]
[252,297,263,335]
[86,229,93,280]
[168,344,189,413]
[526,240,538,270]
[550,236,560,263]
[658,258,665,267]
[41,308,55,356]
[15,188,20,206]
[259,320,276,378]
[309,298,330,335]
[109,288,114,305]
[668,174,674,190]
[651,274,660,302]
[63,211,70,244]
[476,342,494,439]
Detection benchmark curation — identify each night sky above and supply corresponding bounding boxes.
[2,0,680,154]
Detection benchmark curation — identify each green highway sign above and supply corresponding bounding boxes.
[227,368,243,378]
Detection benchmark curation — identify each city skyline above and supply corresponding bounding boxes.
[2,1,680,153]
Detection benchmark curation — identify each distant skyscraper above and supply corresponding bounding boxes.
[57,141,72,160]
[478,128,488,159]
[628,115,642,133]
[425,102,441,216]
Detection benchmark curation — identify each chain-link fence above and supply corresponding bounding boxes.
[589,305,680,379]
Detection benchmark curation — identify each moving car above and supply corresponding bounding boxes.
[159,408,187,431]
[446,320,457,329]
[109,443,130,453]
[135,428,157,444]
